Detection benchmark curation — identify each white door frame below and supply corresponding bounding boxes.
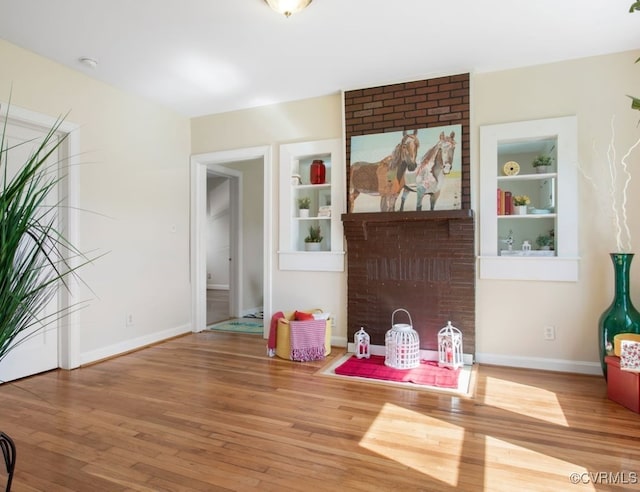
[206,165,242,318]
[190,146,272,334]
[1,103,81,370]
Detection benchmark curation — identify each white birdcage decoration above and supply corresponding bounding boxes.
[438,321,463,369]
[354,327,370,359]
[384,309,420,369]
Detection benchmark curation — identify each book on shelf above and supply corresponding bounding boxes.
[504,191,512,215]
[497,189,513,215]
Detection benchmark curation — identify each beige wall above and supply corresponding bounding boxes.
[0,40,192,363]
[193,51,640,372]
[225,157,264,313]
[473,50,640,373]
[4,34,636,372]
[191,96,349,344]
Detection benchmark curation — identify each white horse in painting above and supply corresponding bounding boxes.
[399,131,456,211]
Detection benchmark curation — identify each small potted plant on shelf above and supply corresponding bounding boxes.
[532,154,553,173]
[297,197,310,218]
[304,225,323,251]
[536,230,554,250]
[513,195,530,215]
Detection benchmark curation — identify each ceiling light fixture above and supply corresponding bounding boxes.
[264,0,312,18]
[79,57,98,69]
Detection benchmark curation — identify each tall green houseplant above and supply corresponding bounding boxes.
[0,105,91,364]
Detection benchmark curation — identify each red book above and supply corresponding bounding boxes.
[504,191,512,215]
[497,188,501,215]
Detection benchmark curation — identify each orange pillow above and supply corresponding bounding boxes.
[294,310,314,321]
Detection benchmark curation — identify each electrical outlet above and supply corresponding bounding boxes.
[543,325,556,341]
[126,313,134,327]
[207,273,212,280]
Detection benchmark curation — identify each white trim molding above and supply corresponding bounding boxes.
[191,145,272,334]
[80,324,192,366]
[1,102,82,370]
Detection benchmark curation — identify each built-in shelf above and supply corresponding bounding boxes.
[479,116,579,281]
[278,138,345,272]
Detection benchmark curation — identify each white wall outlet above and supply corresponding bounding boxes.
[126,313,135,327]
[543,325,556,341]
[207,273,212,280]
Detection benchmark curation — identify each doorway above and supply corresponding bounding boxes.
[190,146,272,336]
[0,104,80,381]
[206,169,238,325]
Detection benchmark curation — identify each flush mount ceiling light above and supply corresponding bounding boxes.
[79,57,98,69]
[264,0,312,18]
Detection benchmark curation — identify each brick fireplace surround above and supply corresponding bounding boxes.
[342,74,475,356]
[342,210,475,355]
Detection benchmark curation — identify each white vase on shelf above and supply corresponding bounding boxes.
[299,209,309,218]
[515,205,527,215]
[304,242,322,251]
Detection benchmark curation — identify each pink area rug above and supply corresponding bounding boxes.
[334,355,460,388]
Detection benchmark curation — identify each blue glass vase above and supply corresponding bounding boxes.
[598,253,640,379]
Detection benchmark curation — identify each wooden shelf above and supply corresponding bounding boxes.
[342,209,473,224]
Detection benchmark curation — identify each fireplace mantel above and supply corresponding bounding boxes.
[342,209,473,241]
[342,210,473,240]
[342,210,473,223]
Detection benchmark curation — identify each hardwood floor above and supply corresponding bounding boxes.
[1,333,639,491]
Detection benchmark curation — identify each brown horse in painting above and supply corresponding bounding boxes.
[349,129,420,212]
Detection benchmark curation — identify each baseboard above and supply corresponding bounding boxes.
[332,336,348,348]
[475,352,602,375]
[79,323,193,366]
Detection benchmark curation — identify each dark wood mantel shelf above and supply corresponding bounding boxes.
[342,209,473,224]
[342,209,474,241]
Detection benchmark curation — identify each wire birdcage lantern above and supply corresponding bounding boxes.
[354,327,370,359]
[385,309,420,369]
[438,321,463,369]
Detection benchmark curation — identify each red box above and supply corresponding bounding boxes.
[605,356,640,413]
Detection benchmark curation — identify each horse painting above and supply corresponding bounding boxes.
[349,129,419,212]
[399,131,456,211]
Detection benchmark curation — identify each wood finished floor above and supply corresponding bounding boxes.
[1,332,639,491]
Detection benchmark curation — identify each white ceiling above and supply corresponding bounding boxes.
[0,0,638,117]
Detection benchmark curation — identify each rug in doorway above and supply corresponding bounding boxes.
[318,353,475,396]
[207,318,263,334]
